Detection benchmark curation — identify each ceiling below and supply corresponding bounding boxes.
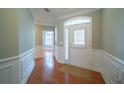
[29,8,100,26]
[47,8,100,18]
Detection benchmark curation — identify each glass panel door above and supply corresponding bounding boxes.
[43,31,54,48]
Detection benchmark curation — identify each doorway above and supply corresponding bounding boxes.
[64,17,92,69]
[43,31,54,58]
[43,31,54,49]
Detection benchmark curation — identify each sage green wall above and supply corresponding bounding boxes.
[0,9,19,59]
[57,10,102,49]
[18,9,34,54]
[0,9,34,59]
[102,8,124,61]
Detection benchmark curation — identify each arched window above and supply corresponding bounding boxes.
[64,17,91,26]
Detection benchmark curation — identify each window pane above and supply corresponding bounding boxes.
[74,30,85,46]
[45,32,53,47]
[65,17,90,26]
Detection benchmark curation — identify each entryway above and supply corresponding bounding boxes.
[64,17,92,69]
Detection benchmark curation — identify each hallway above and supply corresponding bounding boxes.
[27,49,105,84]
[1,8,124,84]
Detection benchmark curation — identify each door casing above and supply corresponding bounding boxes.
[64,19,92,69]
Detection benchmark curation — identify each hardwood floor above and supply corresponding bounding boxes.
[27,49,105,84]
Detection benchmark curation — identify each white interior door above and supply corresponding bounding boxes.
[67,24,92,69]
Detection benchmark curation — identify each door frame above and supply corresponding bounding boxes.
[64,16,92,69]
[43,31,54,49]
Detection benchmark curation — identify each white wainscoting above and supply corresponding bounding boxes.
[20,48,35,83]
[35,45,43,58]
[54,45,91,69]
[0,48,35,84]
[54,46,124,84]
[69,47,91,69]
[92,49,124,84]
[0,58,20,84]
[54,45,65,64]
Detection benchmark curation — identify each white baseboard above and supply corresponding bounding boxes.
[20,61,34,84]
[91,66,113,84]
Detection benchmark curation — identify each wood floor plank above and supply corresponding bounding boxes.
[27,49,105,84]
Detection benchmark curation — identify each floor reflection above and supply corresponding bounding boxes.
[27,48,105,84]
[43,49,54,83]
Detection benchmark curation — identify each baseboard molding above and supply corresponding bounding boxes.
[54,56,59,62]
[20,61,35,84]
[91,66,113,84]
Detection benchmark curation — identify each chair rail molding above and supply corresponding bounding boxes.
[92,49,124,84]
[0,48,35,84]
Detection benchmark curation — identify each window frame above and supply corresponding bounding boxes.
[74,30,85,46]
[64,17,91,26]
[67,24,87,48]
[73,28,87,48]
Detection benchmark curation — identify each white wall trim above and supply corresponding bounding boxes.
[20,61,34,84]
[93,49,124,66]
[0,58,20,83]
[0,48,35,84]
[0,48,34,63]
[91,66,114,84]
[19,48,35,84]
[92,49,124,84]
[19,48,34,58]
[54,45,65,64]
[0,64,13,70]
[102,50,124,66]
[0,56,19,63]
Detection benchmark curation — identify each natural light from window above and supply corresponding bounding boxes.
[44,31,53,48]
[74,30,85,46]
[64,17,90,26]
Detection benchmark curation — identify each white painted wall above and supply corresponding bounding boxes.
[54,45,65,64]
[35,45,43,58]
